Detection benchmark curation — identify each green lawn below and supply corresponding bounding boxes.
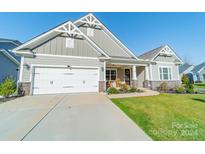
[112,94,205,141]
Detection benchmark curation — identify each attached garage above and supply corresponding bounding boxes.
[31,67,99,95]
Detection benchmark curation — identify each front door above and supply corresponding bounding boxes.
[125,69,131,85]
[203,74,205,82]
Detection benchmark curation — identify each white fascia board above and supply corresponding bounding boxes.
[70,23,110,58]
[13,21,73,52]
[74,13,138,60]
[0,40,20,46]
[198,66,205,73]
[151,45,184,64]
[0,49,20,65]
[13,21,110,59]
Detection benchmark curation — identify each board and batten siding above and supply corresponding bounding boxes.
[22,55,104,82]
[32,36,101,58]
[151,63,180,81]
[79,26,132,58]
[154,55,181,63]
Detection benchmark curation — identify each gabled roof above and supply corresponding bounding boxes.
[0,49,20,65]
[13,21,109,58]
[191,62,205,74]
[74,13,138,59]
[179,63,194,74]
[0,38,22,48]
[0,38,21,65]
[139,45,183,63]
[139,45,164,60]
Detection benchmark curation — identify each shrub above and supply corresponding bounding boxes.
[128,87,137,93]
[107,87,119,94]
[158,82,169,92]
[121,84,130,92]
[0,77,16,97]
[186,84,194,93]
[174,85,185,93]
[181,74,190,84]
[136,89,144,93]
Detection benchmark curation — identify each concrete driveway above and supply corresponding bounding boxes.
[0,93,151,141]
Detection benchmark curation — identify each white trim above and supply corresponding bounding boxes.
[108,62,148,66]
[13,21,110,59]
[35,53,99,60]
[74,13,138,59]
[19,57,24,82]
[102,30,133,58]
[0,49,20,65]
[0,40,20,46]
[152,45,183,63]
[103,61,106,81]
[132,65,137,80]
[155,61,175,64]
[106,68,117,81]
[149,64,153,81]
[158,66,173,81]
[145,66,150,80]
[15,51,33,56]
[13,21,73,51]
[71,23,110,58]
[176,65,180,80]
[30,64,100,69]
[30,64,100,95]
[198,66,205,74]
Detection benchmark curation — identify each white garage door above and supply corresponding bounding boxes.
[32,67,99,95]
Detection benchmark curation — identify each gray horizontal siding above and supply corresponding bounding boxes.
[22,55,104,82]
[79,26,132,58]
[32,36,101,57]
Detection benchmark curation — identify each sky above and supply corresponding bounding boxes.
[0,12,204,65]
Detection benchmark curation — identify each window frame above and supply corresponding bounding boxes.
[65,37,74,48]
[158,66,173,81]
[106,69,117,81]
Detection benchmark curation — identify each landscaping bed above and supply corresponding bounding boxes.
[112,94,205,141]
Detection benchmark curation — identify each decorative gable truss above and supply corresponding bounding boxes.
[76,13,102,29]
[159,46,173,57]
[153,45,183,63]
[75,13,138,59]
[14,21,110,58]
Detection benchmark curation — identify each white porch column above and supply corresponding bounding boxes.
[132,65,137,80]
[145,65,150,80]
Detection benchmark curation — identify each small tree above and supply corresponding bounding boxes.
[181,74,194,93]
[0,77,16,97]
[181,74,190,84]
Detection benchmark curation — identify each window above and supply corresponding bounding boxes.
[106,69,117,81]
[87,27,94,37]
[66,38,74,48]
[159,67,172,80]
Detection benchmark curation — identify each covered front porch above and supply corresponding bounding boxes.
[105,61,150,90]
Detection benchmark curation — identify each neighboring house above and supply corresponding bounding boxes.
[0,38,21,83]
[179,63,195,83]
[13,13,183,95]
[191,62,205,82]
[139,45,183,89]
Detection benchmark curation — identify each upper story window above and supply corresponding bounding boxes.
[66,38,74,48]
[87,27,94,37]
[159,66,172,80]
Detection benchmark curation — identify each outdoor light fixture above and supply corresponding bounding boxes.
[24,64,30,69]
